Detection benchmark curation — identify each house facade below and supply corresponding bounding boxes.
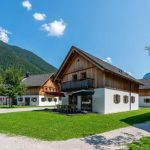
[54,46,141,114]
[17,73,63,106]
[139,78,150,107]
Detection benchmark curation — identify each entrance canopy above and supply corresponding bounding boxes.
[46,92,65,97]
[72,90,95,96]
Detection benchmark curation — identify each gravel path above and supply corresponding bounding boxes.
[0,121,149,150]
[0,107,53,113]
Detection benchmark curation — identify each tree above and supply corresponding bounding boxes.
[0,67,26,107]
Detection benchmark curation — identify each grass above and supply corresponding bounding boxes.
[0,108,149,141]
[127,137,150,150]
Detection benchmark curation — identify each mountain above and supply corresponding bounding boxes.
[0,40,57,75]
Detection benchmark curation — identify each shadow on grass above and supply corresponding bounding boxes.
[33,108,87,116]
[121,112,150,132]
[82,112,150,149]
[121,112,150,125]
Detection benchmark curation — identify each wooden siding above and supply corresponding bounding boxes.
[24,87,40,95]
[24,78,59,96]
[105,72,139,93]
[39,78,59,96]
[139,89,150,96]
[58,51,139,93]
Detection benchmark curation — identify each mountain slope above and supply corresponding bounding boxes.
[0,40,57,75]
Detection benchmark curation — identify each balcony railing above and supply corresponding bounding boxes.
[61,78,94,91]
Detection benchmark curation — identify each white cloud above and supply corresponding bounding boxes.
[41,19,66,37]
[0,27,11,43]
[124,70,132,75]
[22,0,32,10]
[103,57,112,64]
[33,13,46,21]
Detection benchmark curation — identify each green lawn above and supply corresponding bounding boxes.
[0,108,149,141]
[0,105,35,109]
[127,137,150,150]
[0,105,53,109]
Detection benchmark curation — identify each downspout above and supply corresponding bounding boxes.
[129,82,132,110]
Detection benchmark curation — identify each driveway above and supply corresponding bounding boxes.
[0,107,53,113]
[0,121,149,150]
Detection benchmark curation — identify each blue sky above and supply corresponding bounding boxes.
[0,0,150,79]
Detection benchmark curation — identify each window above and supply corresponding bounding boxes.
[123,95,129,104]
[31,97,37,102]
[48,97,53,102]
[41,98,46,102]
[144,98,150,103]
[131,96,135,103]
[54,98,57,102]
[18,97,23,102]
[81,72,86,80]
[72,74,77,81]
[59,97,62,101]
[114,94,120,104]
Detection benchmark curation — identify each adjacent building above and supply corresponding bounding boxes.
[54,46,141,114]
[139,77,150,107]
[17,73,63,106]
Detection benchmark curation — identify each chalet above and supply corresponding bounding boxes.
[54,46,141,114]
[17,73,64,106]
[139,78,150,107]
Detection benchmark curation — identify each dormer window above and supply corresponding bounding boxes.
[72,74,77,81]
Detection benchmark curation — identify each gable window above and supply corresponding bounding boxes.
[72,74,77,81]
[114,94,120,104]
[123,95,129,104]
[144,98,150,103]
[81,72,86,80]
[131,96,135,103]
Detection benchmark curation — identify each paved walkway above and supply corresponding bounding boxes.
[0,121,149,150]
[0,107,53,113]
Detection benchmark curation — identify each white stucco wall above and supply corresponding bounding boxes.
[139,96,150,107]
[0,96,10,105]
[92,88,105,113]
[104,88,139,114]
[61,88,139,114]
[17,95,60,106]
[38,96,60,106]
[61,93,69,105]
[77,96,81,111]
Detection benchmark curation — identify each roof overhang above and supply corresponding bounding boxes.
[72,90,95,96]
[45,92,65,97]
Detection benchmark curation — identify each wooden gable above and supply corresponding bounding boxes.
[39,78,59,96]
[55,46,139,93]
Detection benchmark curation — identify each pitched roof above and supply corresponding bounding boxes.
[138,79,150,89]
[55,46,141,84]
[22,73,54,87]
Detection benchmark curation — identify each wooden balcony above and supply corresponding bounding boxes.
[61,78,94,91]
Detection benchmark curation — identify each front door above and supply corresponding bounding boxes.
[69,95,77,105]
[81,95,92,111]
[25,97,30,105]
